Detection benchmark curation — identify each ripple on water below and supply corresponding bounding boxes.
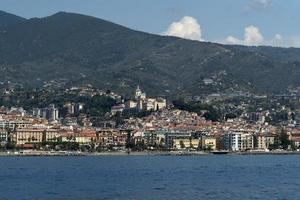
[0,155,299,200]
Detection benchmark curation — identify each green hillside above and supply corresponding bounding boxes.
[0,11,300,96]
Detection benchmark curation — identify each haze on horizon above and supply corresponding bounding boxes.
[0,0,299,47]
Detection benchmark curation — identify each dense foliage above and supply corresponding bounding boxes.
[1,11,300,96]
[0,88,117,117]
[173,99,222,121]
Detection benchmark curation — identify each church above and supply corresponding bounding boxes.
[125,86,167,111]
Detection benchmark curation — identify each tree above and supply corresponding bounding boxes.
[202,145,212,151]
[225,113,237,120]
[291,112,296,121]
[179,140,185,149]
[278,128,290,150]
[270,128,291,150]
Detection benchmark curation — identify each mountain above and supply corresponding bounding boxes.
[0,10,26,28]
[0,11,300,96]
[235,45,300,62]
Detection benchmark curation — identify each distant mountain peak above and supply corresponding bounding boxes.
[0,10,26,28]
[49,11,97,20]
[0,10,299,96]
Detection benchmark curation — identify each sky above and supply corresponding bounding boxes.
[0,0,300,47]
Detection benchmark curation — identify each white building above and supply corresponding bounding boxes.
[223,131,254,151]
[125,100,137,109]
[143,98,156,111]
[135,85,146,100]
[124,86,167,111]
[156,98,167,110]
[39,104,59,121]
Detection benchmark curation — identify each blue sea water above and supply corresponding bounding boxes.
[0,155,300,200]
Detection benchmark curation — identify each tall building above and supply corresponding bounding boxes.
[65,103,76,114]
[32,108,42,118]
[135,85,142,99]
[223,131,254,151]
[40,104,59,121]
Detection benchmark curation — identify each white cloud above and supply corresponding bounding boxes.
[225,36,240,44]
[223,29,300,47]
[163,16,300,48]
[244,26,264,45]
[246,0,272,10]
[255,0,272,7]
[270,34,283,47]
[283,36,300,47]
[274,34,283,41]
[163,16,204,41]
[225,25,264,46]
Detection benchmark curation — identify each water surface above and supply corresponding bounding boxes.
[0,155,299,200]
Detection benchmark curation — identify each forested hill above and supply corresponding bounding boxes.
[0,11,300,96]
[0,10,26,28]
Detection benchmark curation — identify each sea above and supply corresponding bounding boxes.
[0,155,299,200]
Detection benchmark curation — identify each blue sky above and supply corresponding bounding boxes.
[1,0,299,47]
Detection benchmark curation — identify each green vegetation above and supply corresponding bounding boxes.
[126,141,147,151]
[1,11,300,96]
[269,129,291,150]
[84,95,116,117]
[173,98,222,121]
[0,88,117,118]
[0,10,25,28]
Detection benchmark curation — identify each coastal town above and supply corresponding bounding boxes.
[0,84,300,155]
[2,2,300,200]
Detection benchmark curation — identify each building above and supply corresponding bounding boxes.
[9,107,26,117]
[63,117,78,126]
[0,130,8,146]
[44,129,60,142]
[121,86,167,112]
[111,104,125,115]
[203,78,214,85]
[241,133,254,150]
[165,131,192,149]
[125,100,137,109]
[77,103,84,112]
[96,129,127,149]
[257,134,275,150]
[143,98,156,111]
[37,104,59,121]
[0,120,31,130]
[201,137,217,150]
[135,85,146,100]
[47,104,59,121]
[173,138,199,149]
[288,133,300,149]
[65,102,76,114]
[13,128,61,146]
[223,131,254,151]
[64,102,85,115]
[156,98,167,110]
[32,108,42,118]
[60,129,96,145]
[14,128,44,145]
[142,130,166,147]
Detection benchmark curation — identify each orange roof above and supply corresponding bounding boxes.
[17,144,34,148]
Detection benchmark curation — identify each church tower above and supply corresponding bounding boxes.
[135,85,142,99]
[135,85,146,100]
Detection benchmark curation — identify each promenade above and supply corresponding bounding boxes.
[1,150,300,156]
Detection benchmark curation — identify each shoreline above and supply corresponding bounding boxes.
[1,150,300,157]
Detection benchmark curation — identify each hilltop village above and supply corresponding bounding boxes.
[1,84,300,154]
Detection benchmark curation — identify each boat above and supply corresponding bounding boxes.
[211,150,229,155]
